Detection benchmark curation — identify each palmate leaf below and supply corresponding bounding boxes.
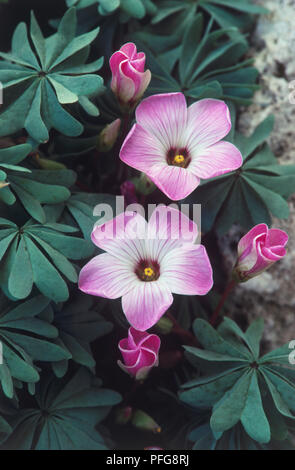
[151,0,267,33]
[47,294,113,377]
[44,192,117,240]
[190,115,295,235]
[0,295,72,398]
[67,0,157,20]
[0,393,15,444]
[188,422,293,450]
[179,318,295,444]
[0,144,76,223]
[0,8,104,143]
[131,15,259,105]
[1,367,121,450]
[0,218,93,302]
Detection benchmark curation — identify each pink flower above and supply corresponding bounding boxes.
[234,223,288,282]
[110,42,151,109]
[78,205,213,331]
[120,93,242,201]
[118,327,161,380]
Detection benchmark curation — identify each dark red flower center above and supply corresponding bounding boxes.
[135,260,160,282]
[167,147,191,168]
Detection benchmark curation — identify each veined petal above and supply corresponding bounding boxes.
[91,211,148,262]
[160,244,213,295]
[148,164,200,201]
[122,280,173,331]
[120,123,165,172]
[78,253,136,299]
[186,99,232,151]
[135,93,188,149]
[189,141,242,179]
[147,205,198,245]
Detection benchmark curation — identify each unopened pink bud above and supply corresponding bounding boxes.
[234,223,288,282]
[118,327,161,380]
[110,42,151,110]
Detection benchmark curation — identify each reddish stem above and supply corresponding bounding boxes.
[166,312,199,347]
[210,279,236,326]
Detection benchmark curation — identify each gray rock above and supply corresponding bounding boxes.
[223,0,295,350]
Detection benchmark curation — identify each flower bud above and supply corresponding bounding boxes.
[155,316,174,335]
[131,409,161,433]
[35,154,66,170]
[115,406,133,425]
[233,223,288,282]
[120,181,138,205]
[118,327,161,381]
[110,42,151,110]
[97,118,121,152]
[132,173,155,195]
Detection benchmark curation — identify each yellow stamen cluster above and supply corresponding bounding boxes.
[144,267,155,278]
[173,154,185,164]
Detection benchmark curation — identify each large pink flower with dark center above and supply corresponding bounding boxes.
[110,42,151,108]
[78,206,213,331]
[120,93,243,201]
[118,327,161,380]
[234,223,288,282]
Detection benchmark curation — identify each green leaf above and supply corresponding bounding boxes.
[1,368,121,450]
[131,15,258,105]
[194,117,295,234]
[0,9,104,142]
[210,370,252,432]
[240,371,270,443]
[180,369,243,409]
[193,318,249,359]
[52,295,113,375]
[0,218,92,301]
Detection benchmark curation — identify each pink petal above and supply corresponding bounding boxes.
[160,244,213,295]
[141,335,161,353]
[118,340,140,366]
[120,61,145,96]
[120,123,166,172]
[91,211,148,262]
[117,62,136,102]
[260,245,286,261]
[117,348,158,378]
[147,205,198,245]
[134,69,151,102]
[186,99,232,151]
[148,164,200,201]
[189,141,243,180]
[135,93,188,150]
[120,42,137,58]
[237,224,268,259]
[131,53,146,72]
[122,280,173,331]
[266,228,288,248]
[247,242,273,275]
[128,327,150,348]
[78,253,136,299]
[109,51,128,90]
